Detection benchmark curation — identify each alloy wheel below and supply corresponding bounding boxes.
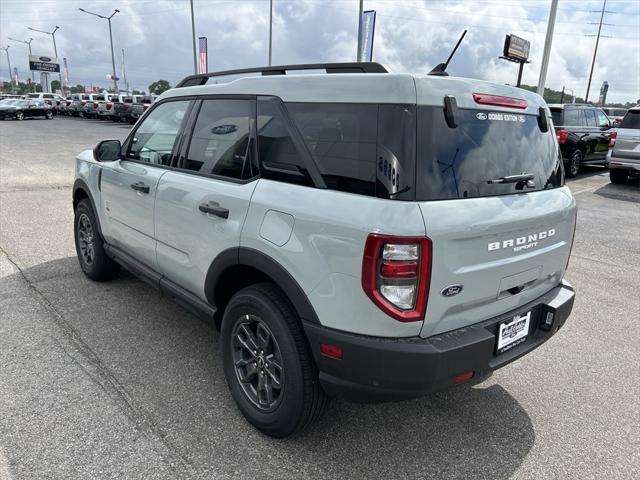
[77,213,95,266]
[570,151,581,177]
[16,111,24,121]
[231,315,284,412]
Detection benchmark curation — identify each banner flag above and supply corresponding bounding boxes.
[359,10,377,62]
[198,37,208,74]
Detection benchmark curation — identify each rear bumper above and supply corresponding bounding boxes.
[607,158,640,172]
[304,281,575,403]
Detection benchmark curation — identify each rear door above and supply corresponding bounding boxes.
[154,97,259,299]
[415,103,575,337]
[100,98,192,269]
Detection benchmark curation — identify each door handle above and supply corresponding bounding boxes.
[130,182,150,194]
[199,201,229,219]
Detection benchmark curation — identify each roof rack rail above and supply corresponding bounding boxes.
[175,62,388,88]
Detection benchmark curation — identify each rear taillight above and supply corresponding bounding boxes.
[106,103,113,110]
[122,104,129,111]
[362,234,432,322]
[93,102,98,108]
[472,93,527,109]
[556,129,569,144]
[81,101,86,106]
[608,131,617,148]
[143,105,149,111]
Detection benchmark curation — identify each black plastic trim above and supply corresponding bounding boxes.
[204,247,320,325]
[72,178,103,237]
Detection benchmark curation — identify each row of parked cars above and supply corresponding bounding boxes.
[58,93,157,124]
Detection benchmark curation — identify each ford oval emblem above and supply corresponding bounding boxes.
[211,124,238,135]
[39,56,52,62]
[441,284,463,297]
[476,112,487,120]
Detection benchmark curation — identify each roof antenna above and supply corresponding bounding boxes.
[428,30,467,76]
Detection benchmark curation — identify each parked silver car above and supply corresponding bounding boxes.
[607,105,640,184]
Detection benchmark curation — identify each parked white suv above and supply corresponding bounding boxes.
[73,63,576,437]
[607,105,640,184]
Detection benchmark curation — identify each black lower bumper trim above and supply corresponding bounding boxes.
[303,281,575,403]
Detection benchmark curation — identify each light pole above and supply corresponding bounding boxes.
[27,26,61,92]
[0,46,14,94]
[190,0,197,74]
[78,8,120,92]
[356,0,363,61]
[268,0,273,66]
[8,37,35,86]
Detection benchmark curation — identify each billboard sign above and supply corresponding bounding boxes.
[358,10,376,62]
[29,55,61,73]
[503,35,530,62]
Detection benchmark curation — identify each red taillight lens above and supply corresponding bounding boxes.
[556,129,569,144]
[81,101,86,106]
[362,234,432,322]
[143,105,149,111]
[608,131,617,148]
[455,371,475,384]
[93,102,98,108]
[472,93,528,109]
[122,105,129,111]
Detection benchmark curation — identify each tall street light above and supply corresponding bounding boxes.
[27,26,61,92]
[0,46,14,94]
[78,8,120,92]
[8,37,35,85]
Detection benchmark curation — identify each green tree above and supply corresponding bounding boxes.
[148,79,171,95]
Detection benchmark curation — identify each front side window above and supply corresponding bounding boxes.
[183,99,256,180]
[127,100,190,165]
[596,110,610,128]
[583,109,598,127]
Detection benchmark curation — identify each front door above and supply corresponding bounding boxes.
[154,97,259,299]
[100,99,192,269]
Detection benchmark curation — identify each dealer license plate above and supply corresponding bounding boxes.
[496,311,531,355]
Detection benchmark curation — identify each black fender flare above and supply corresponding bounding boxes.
[73,178,104,237]
[204,247,320,325]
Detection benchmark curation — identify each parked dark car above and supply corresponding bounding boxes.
[0,99,54,120]
[549,104,615,177]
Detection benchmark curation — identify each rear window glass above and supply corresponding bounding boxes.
[619,110,640,129]
[416,107,563,201]
[95,95,105,101]
[550,109,562,126]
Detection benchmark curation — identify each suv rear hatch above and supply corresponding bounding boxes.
[611,109,640,164]
[414,78,576,337]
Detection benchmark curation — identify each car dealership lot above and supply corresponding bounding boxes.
[0,117,638,479]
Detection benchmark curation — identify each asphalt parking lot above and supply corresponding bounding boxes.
[1,116,639,480]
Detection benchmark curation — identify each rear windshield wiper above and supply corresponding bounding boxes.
[487,173,536,190]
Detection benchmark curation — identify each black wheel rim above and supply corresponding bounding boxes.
[231,315,284,412]
[77,213,95,266]
[16,112,23,120]
[571,151,581,176]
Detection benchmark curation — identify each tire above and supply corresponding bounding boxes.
[45,110,53,120]
[565,149,582,178]
[74,199,120,281]
[609,169,628,184]
[16,111,24,121]
[221,283,328,438]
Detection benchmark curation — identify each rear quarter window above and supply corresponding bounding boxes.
[416,107,564,201]
[619,110,640,129]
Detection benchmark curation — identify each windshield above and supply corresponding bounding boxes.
[416,107,564,200]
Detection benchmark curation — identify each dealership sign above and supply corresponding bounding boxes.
[29,55,61,73]
[502,34,530,62]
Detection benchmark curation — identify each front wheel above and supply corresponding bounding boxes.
[221,283,328,438]
[565,149,582,178]
[15,111,24,121]
[45,110,54,120]
[74,199,120,281]
[609,169,628,184]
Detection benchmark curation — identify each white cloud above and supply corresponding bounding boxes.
[0,0,638,103]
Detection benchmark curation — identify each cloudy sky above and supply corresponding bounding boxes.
[1,0,638,103]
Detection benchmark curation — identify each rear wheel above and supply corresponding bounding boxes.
[565,149,582,178]
[221,283,328,438]
[45,110,53,120]
[74,199,120,281]
[15,111,24,121]
[609,169,628,184]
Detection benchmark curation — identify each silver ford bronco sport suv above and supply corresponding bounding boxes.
[73,62,576,438]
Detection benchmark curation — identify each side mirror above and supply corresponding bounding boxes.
[93,139,122,162]
[600,123,611,131]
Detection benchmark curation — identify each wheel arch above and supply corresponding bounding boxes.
[205,247,320,329]
[73,178,103,237]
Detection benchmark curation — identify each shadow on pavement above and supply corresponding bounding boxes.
[594,181,640,203]
[9,256,536,479]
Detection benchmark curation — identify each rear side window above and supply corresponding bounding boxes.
[619,110,640,129]
[286,102,415,199]
[550,109,562,126]
[183,99,257,180]
[563,109,583,126]
[416,107,563,201]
